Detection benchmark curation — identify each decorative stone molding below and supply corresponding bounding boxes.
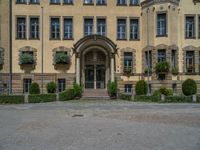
[141,0,180,9]
[52,46,72,70]
[193,0,200,5]
[120,47,136,75]
[18,46,37,72]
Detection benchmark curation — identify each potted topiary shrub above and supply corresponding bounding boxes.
[47,81,57,93]
[73,83,82,99]
[55,52,70,65]
[182,79,197,96]
[108,81,117,99]
[29,82,40,94]
[135,80,148,95]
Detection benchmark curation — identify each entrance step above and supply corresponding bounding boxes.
[81,89,110,100]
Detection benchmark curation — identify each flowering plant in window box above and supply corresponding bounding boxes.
[171,67,179,76]
[19,52,34,65]
[124,66,132,76]
[144,68,152,75]
[55,52,70,65]
[155,61,170,75]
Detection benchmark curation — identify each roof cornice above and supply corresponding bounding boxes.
[141,0,180,8]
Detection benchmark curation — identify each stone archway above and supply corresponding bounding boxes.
[73,35,117,90]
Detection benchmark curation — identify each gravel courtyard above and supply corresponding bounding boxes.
[0,100,200,150]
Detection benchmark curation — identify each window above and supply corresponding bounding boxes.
[23,79,32,94]
[145,51,152,70]
[84,18,93,36]
[171,50,176,68]
[117,18,126,40]
[97,0,106,5]
[97,18,106,36]
[16,17,26,39]
[30,17,39,39]
[124,52,132,73]
[124,84,132,94]
[130,18,139,40]
[64,18,73,39]
[51,18,60,39]
[117,0,126,5]
[198,16,200,38]
[0,50,3,65]
[63,0,73,4]
[185,16,195,38]
[58,79,66,92]
[29,0,40,4]
[84,0,93,5]
[186,51,195,73]
[16,0,27,4]
[157,49,166,62]
[50,0,60,4]
[130,0,139,5]
[172,83,177,95]
[157,13,167,36]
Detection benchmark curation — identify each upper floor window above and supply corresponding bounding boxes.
[30,17,39,39]
[130,18,139,40]
[171,50,176,68]
[124,52,132,73]
[185,16,195,38]
[84,18,93,36]
[50,18,60,39]
[117,0,126,5]
[84,0,93,5]
[157,13,167,36]
[117,18,126,40]
[64,18,73,39]
[16,0,27,4]
[16,17,26,39]
[145,51,152,70]
[63,0,73,4]
[186,51,195,73]
[97,0,106,5]
[130,0,139,5]
[157,49,166,62]
[50,0,60,4]
[29,0,40,4]
[198,16,200,38]
[97,18,106,36]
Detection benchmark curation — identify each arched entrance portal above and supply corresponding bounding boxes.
[73,35,117,91]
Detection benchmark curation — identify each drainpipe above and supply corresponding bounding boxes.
[147,8,150,96]
[9,0,12,95]
[41,6,44,94]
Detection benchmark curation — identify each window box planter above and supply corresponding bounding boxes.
[155,61,170,75]
[19,52,35,65]
[54,52,70,65]
[123,66,132,76]
[171,67,179,76]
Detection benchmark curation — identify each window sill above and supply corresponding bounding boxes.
[49,3,61,5]
[29,3,40,5]
[16,38,27,40]
[185,37,196,39]
[129,39,140,41]
[83,3,94,6]
[50,38,61,40]
[63,38,74,40]
[117,38,127,41]
[129,4,140,6]
[63,3,74,5]
[29,38,40,40]
[156,34,168,37]
[116,4,127,6]
[96,3,107,6]
[16,2,27,5]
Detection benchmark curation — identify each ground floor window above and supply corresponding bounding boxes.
[186,51,195,73]
[23,78,32,94]
[124,84,132,94]
[172,83,177,94]
[58,79,66,92]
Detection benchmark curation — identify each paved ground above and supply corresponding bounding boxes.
[0,100,200,150]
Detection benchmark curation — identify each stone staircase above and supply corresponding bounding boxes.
[81,89,110,100]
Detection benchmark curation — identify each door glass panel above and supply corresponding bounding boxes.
[96,65,105,89]
[85,65,94,89]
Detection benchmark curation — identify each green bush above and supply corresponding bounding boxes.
[108,81,117,97]
[135,80,147,95]
[28,94,56,103]
[73,84,82,97]
[155,61,170,74]
[47,81,57,93]
[0,95,24,104]
[55,52,70,64]
[171,67,179,76]
[182,79,197,96]
[135,95,160,102]
[165,96,192,103]
[119,93,132,101]
[59,89,75,101]
[20,52,34,64]
[29,83,40,94]
[153,87,173,96]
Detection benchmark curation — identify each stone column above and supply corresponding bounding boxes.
[76,53,80,85]
[111,54,115,82]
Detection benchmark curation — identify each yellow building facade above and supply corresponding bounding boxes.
[0,0,200,95]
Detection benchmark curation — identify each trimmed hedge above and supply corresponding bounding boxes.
[182,79,197,96]
[29,83,40,94]
[135,95,160,102]
[119,93,132,101]
[135,80,147,95]
[59,89,74,101]
[47,82,57,93]
[28,94,56,103]
[165,96,193,103]
[0,95,24,104]
[153,87,173,96]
